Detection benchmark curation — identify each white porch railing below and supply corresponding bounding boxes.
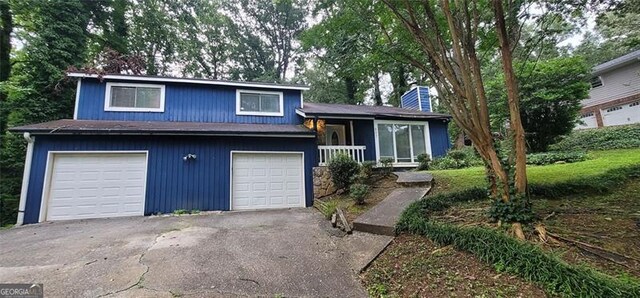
[318,145,366,166]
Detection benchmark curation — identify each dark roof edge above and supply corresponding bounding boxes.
[67,72,310,91]
[296,110,451,120]
[10,128,315,138]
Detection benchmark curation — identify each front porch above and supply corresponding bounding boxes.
[297,102,452,167]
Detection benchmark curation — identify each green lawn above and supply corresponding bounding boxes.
[430,149,640,193]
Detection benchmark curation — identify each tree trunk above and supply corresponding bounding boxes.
[453,132,465,149]
[0,0,11,134]
[373,73,383,106]
[344,76,358,104]
[493,0,527,195]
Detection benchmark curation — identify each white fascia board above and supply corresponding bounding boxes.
[67,72,310,91]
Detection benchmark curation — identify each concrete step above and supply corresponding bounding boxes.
[394,171,434,187]
[353,187,429,236]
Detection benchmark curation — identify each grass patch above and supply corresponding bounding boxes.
[430,149,640,193]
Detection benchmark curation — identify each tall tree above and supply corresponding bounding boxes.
[226,0,307,81]
[0,0,103,225]
[128,0,178,75]
[488,57,590,152]
[380,0,532,234]
[172,0,233,79]
[0,0,11,134]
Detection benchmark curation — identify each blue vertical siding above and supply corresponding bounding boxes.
[419,87,431,112]
[400,88,419,110]
[77,79,303,124]
[429,120,451,157]
[400,87,431,112]
[23,135,316,224]
[351,119,376,161]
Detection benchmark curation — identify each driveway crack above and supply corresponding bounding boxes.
[97,231,162,297]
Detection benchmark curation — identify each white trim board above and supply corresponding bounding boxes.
[68,72,310,91]
[104,82,166,112]
[229,151,306,211]
[73,79,81,119]
[38,150,149,223]
[16,134,35,225]
[235,89,284,117]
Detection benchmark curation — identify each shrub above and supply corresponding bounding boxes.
[397,189,640,297]
[358,160,377,184]
[327,153,360,190]
[379,157,394,176]
[349,183,370,205]
[431,147,483,170]
[415,153,431,171]
[526,151,587,166]
[549,123,640,151]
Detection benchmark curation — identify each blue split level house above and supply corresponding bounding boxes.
[10,72,451,224]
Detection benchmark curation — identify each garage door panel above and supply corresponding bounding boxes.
[45,153,147,221]
[232,153,304,210]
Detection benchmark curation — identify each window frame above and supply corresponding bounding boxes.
[236,89,284,117]
[374,120,433,166]
[104,82,166,112]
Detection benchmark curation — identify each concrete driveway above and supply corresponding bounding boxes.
[0,209,391,297]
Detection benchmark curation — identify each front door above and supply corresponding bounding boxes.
[325,125,346,145]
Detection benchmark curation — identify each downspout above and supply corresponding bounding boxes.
[16,132,35,226]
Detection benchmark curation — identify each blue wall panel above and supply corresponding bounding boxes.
[419,87,431,112]
[429,120,450,157]
[351,119,376,161]
[77,79,303,124]
[400,88,419,110]
[24,135,316,224]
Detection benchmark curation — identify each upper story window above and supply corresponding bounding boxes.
[236,90,284,116]
[590,76,603,88]
[105,82,165,112]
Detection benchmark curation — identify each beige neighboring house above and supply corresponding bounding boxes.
[577,50,640,129]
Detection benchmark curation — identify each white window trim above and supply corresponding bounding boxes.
[104,82,166,112]
[373,120,433,166]
[236,89,284,117]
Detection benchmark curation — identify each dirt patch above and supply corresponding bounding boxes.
[316,174,399,223]
[361,235,548,297]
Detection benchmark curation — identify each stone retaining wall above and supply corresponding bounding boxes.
[313,167,336,200]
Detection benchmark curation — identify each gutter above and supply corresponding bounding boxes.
[16,132,35,226]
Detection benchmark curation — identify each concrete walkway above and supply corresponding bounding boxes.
[353,188,429,236]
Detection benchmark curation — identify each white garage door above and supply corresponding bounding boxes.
[602,102,640,126]
[232,152,304,210]
[44,153,147,221]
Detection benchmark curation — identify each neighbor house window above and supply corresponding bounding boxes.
[376,121,431,164]
[104,82,165,112]
[236,90,284,116]
[590,76,603,88]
